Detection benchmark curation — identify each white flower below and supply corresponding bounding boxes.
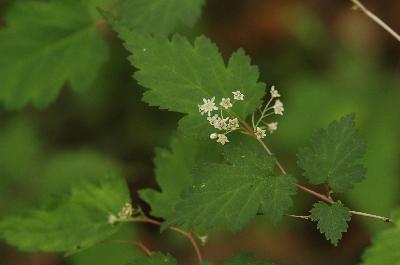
[232,90,244,101]
[216,134,229,145]
[199,97,218,116]
[220,98,233,109]
[198,235,209,246]
[255,127,266,139]
[108,214,118,225]
[207,114,219,126]
[210,133,218,139]
[267,122,278,134]
[118,203,133,220]
[214,117,229,130]
[270,86,280,98]
[273,99,284,115]
[228,118,239,129]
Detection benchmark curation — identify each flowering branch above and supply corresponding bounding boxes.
[350,0,400,43]
[241,121,392,223]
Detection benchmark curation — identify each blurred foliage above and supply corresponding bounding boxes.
[0,0,399,265]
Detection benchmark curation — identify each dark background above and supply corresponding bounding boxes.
[0,0,399,264]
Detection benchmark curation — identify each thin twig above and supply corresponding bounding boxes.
[128,216,203,264]
[349,210,392,223]
[240,121,393,223]
[286,214,311,220]
[350,0,400,43]
[110,240,152,256]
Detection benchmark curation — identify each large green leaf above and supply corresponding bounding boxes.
[0,174,131,255]
[310,201,352,246]
[166,139,297,231]
[116,0,205,35]
[139,134,221,220]
[113,21,265,136]
[297,114,367,192]
[0,0,108,109]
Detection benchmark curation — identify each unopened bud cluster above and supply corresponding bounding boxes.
[108,202,135,225]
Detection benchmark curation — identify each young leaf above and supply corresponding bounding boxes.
[139,134,221,220]
[166,139,297,231]
[223,253,274,265]
[0,174,131,255]
[0,0,108,109]
[116,0,205,35]
[361,214,400,265]
[113,22,266,135]
[127,252,177,265]
[297,113,367,192]
[310,201,352,246]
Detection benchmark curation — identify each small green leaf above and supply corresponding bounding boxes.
[166,139,297,231]
[0,0,108,109]
[361,214,400,265]
[310,201,352,246]
[0,174,131,255]
[297,113,367,192]
[223,253,274,265]
[128,252,177,265]
[116,0,205,35]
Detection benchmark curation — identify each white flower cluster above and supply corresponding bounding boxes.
[251,86,283,139]
[108,202,135,225]
[197,86,283,144]
[198,91,244,145]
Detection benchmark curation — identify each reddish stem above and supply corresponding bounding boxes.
[129,217,203,264]
[111,240,152,256]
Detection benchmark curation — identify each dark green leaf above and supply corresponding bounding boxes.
[297,114,367,192]
[310,201,351,246]
[0,0,108,109]
[0,174,131,255]
[166,139,297,231]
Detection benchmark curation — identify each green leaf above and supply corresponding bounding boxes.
[361,215,400,265]
[297,113,367,192]
[0,174,131,255]
[139,134,221,220]
[223,253,274,265]
[113,22,265,135]
[69,226,138,265]
[0,0,108,109]
[166,139,297,231]
[310,201,352,246]
[116,0,205,35]
[128,252,177,265]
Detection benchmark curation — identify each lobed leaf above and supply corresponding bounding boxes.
[297,114,367,192]
[0,0,108,109]
[310,201,352,246]
[166,138,297,231]
[113,21,266,137]
[139,133,221,220]
[0,174,131,255]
